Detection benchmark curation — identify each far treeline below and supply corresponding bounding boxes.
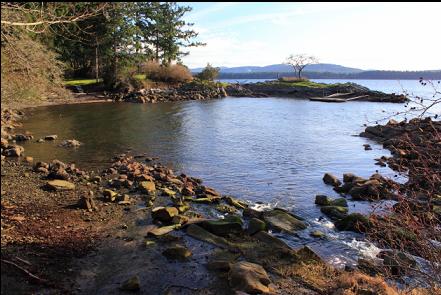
[1,2,204,103]
[218,70,441,80]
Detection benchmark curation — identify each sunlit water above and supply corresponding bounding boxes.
[18,80,440,268]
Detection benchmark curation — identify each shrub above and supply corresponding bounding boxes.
[196,63,220,81]
[143,61,193,83]
[278,76,309,83]
[1,28,70,105]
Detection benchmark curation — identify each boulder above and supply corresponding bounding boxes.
[162,245,192,261]
[330,197,348,207]
[242,207,262,219]
[201,219,243,236]
[343,173,356,183]
[152,206,179,223]
[225,196,247,209]
[3,145,24,157]
[247,218,266,235]
[228,261,271,294]
[379,250,416,275]
[323,173,341,187]
[334,213,371,233]
[320,206,348,220]
[315,195,331,206]
[46,180,75,191]
[262,209,307,233]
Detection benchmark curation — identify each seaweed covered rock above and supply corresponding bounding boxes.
[262,209,307,233]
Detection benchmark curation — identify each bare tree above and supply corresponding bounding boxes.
[285,54,318,79]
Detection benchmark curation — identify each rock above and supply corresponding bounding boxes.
[147,225,179,236]
[117,194,131,205]
[152,206,179,223]
[343,173,356,183]
[59,139,81,148]
[323,173,341,187]
[225,196,247,209]
[254,231,290,249]
[216,204,237,214]
[363,144,372,150]
[186,224,231,249]
[379,250,416,275]
[120,276,140,291]
[47,167,69,180]
[310,230,325,238]
[91,175,102,183]
[330,197,348,207]
[334,213,371,233]
[320,206,348,220]
[247,218,266,235]
[14,134,32,141]
[46,180,75,191]
[262,209,307,233]
[36,167,49,174]
[315,195,331,206]
[34,161,49,169]
[1,138,8,148]
[162,245,192,261]
[228,261,271,294]
[171,215,189,225]
[103,189,118,202]
[36,138,44,143]
[24,156,33,163]
[242,207,262,219]
[79,191,98,212]
[161,187,176,197]
[201,219,243,236]
[296,246,323,263]
[139,181,156,194]
[3,145,24,157]
[44,135,58,140]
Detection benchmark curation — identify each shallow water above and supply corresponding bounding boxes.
[18,80,440,267]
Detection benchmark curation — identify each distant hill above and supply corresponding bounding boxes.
[192,63,365,74]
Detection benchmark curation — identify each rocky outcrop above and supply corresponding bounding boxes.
[228,261,271,294]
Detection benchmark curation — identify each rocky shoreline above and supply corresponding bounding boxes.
[106,80,407,104]
[2,107,439,294]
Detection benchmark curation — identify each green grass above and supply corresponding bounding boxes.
[276,80,335,88]
[133,74,146,80]
[64,78,102,86]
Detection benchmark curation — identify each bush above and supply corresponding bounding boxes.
[278,76,309,82]
[196,63,220,81]
[1,28,70,105]
[143,61,193,83]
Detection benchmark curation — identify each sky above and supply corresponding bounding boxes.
[180,2,441,71]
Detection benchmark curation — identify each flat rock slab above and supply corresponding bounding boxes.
[46,180,75,191]
[262,209,307,233]
[228,261,271,294]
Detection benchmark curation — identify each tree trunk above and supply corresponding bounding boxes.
[95,37,99,82]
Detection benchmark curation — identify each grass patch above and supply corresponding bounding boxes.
[133,74,146,80]
[64,78,102,87]
[275,80,336,88]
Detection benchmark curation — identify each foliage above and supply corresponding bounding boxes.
[1,25,69,104]
[143,61,193,83]
[196,63,220,81]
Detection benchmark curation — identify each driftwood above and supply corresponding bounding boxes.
[1,259,49,285]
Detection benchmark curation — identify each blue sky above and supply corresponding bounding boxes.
[180,2,441,70]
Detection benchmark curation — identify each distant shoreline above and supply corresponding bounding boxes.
[216,71,441,80]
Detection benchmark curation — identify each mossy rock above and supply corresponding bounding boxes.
[162,245,192,261]
[201,219,243,237]
[315,195,331,206]
[320,206,348,220]
[262,209,307,233]
[334,213,370,233]
[247,218,266,235]
[216,204,237,214]
[330,197,348,207]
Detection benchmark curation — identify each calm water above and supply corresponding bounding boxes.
[18,80,440,267]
